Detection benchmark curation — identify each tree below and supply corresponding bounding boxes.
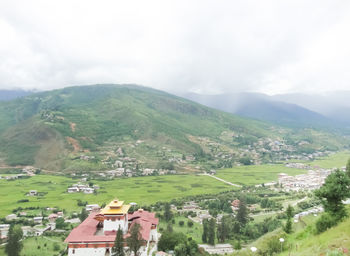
[208,218,216,245]
[202,219,208,243]
[158,231,187,252]
[174,238,198,256]
[113,228,124,256]
[217,216,231,243]
[284,205,294,234]
[166,224,173,233]
[284,218,293,234]
[346,158,350,178]
[79,208,89,222]
[5,224,23,256]
[236,199,248,226]
[55,217,68,229]
[126,223,143,256]
[315,169,350,221]
[164,203,172,221]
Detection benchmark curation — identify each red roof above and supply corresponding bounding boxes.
[125,218,152,241]
[65,210,158,244]
[64,212,116,243]
[128,210,159,225]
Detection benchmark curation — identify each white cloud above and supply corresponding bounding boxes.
[0,0,350,94]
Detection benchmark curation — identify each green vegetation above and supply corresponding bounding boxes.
[310,151,350,168]
[0,174,232,218]
[278,213,350,256]
[216,164,307,185]
[0,235,65,256]
[159,216,202,243]
[5,224,23,256]
[0,84,347,171]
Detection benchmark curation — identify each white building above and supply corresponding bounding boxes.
[65,199,158,256]
[0,224,10,239]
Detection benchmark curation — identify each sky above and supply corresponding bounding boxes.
[0,0,350,95]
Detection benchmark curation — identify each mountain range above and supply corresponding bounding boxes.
[180,92,350,129]
[0,85,348,172]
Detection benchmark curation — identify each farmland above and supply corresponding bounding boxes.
[310,150,349,168]
[0,174,232,218]
[215,164,307,186]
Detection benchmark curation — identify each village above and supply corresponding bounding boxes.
[278,163,347,191]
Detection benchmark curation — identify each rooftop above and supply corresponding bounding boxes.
[100,199,131,215]
[64,212,116,243]
[65,209,158,243]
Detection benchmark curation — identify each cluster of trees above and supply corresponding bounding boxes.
[202,198,284,245]
[205,198,233,217]
[260,198,282,210]
[158,231,199,256]
[314,160,350,233]
[202,218,216,245]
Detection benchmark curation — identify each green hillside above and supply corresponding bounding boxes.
[278,215,350,256]
[0,84,348,172]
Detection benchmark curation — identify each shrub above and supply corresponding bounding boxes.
[53,242,60,251]
[179,221,184,226]
[187,221,194,227]
[315,214,337,234]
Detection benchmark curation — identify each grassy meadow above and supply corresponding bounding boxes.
[310,151,350,169]
[0,174,232,218]
[0,235,65,256]
[215,164,307,186]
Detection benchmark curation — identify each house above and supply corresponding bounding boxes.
[86,204,100,212]
[67,187,79,193]
[83,188,94,194]
[48,214,59,223]
[231,200,240,209]
[0,224,10,239]
[29,190,38,196]
[65,198,158,256]
[22,226,35,237]
[33,225,50,236]
[6,214,17,221]
[33,216,43,224]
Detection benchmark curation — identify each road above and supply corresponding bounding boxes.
[200,173,242,187]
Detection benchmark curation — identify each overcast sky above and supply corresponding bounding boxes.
[1,1,350,95]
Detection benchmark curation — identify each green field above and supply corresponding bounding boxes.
[159,216,203,243]
[0,235,65,256]
[216,165,307,185]
[0,174,232,218]
[310,151,350,169]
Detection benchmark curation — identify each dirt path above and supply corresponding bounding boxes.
[200,173,242,187]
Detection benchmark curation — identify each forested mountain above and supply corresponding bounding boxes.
[0,85,348,172]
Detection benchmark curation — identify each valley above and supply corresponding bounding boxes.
[0,86,349,256]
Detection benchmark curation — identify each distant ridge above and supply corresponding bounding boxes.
[0,89,33,101]
[180,92,344,129]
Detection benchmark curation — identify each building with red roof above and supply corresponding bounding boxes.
[65,199,158,256]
